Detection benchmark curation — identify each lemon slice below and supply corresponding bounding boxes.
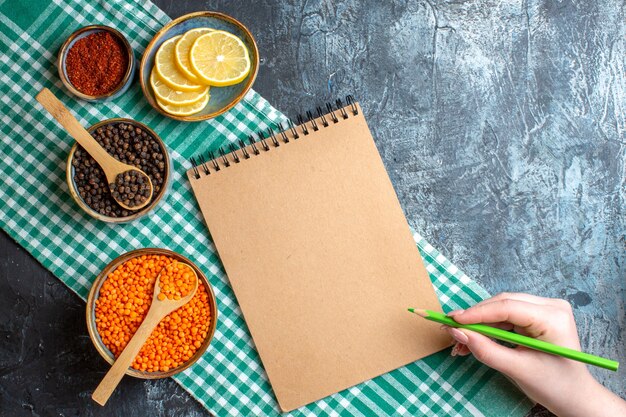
[155,36,205,92]
[175,28,213,83]
[150,69,209,106]
[156,92,209,116]
[190,31,251,87]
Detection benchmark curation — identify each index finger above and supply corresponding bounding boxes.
[450,299,545,328]
[472,292,556,308]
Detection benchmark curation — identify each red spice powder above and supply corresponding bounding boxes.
[65,31,129,96]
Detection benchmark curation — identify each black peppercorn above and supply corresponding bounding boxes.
[72,122,166,218]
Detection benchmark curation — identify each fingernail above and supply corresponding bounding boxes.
[449,328,469,344]
[447,309,465,317]
[451,344,459,357]
[440,325,449,331]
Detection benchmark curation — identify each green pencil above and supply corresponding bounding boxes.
[408,308,619,372]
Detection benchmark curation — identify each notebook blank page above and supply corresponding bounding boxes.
[188,105,451,411]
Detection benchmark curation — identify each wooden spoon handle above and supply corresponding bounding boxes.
[35,88,117,174]
[91,309,163,406]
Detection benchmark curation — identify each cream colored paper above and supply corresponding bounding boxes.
[188,104,450,412]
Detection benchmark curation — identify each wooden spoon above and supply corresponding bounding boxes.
[91,261,199,406]
[35,88,154,211]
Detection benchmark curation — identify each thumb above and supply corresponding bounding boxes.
[448,328,521,376]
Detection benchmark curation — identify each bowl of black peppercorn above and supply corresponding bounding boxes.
[66,118,170,223]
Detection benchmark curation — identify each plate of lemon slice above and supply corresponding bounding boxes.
[140,12,259,121]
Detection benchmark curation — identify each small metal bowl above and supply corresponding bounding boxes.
[140,11,260,122]
[86,248,218,379]
[58,25,136,101]
[66,118,170,223]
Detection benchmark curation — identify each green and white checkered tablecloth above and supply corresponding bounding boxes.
[1,0,533,415]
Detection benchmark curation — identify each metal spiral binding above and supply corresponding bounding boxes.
[268,128,280,147]
[238,139,250,159]
[218,148,230,167]
[287,119,300,139]
[296,114,309,135]
[278,123,289,143]
[190,157,200,179]
[316,106,328,127]
[229,144,240,163]
[208,151,220,171]
[189,95,358,177]
[198,155,210,175]
[326,102,339,123]
[306,110,318,131]
[248,135,260,155]
[346,95,358,115]
[258,131,270,151]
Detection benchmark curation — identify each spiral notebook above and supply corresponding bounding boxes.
[187,97,450,411]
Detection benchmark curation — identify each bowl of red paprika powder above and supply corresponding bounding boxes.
[58,25,136,101]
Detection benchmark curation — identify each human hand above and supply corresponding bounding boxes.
[443,293,626,417]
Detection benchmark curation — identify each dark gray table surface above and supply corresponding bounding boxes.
[1,1,624,416]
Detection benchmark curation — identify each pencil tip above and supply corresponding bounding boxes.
[408,308,429,317]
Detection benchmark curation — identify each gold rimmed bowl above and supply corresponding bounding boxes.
[58,25,136,101]
[140,11,259,122]
[86,248,218,379]
[66,118,171,223]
